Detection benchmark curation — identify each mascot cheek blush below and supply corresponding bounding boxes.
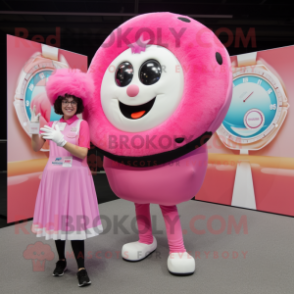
[84,12,232,275]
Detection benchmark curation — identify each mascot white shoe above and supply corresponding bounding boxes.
[122,236,157,261]
[167,252,195,275]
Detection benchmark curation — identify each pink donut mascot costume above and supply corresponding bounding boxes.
[60,12,232,275]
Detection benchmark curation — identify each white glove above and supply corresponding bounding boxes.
[29,105,41,134]
[40,124,67,147]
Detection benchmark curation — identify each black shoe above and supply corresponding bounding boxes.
[77,269,91,287]
[52,260,67,277]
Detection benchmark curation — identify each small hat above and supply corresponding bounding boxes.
[46,68,94,106]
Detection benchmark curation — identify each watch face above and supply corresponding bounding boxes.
[14,54,68,138]
[25,69,62,122]
[223,75,277,139]
[218,68,285,146]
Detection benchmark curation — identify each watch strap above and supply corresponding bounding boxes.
[237,52,257,67]
[41,44,58,61]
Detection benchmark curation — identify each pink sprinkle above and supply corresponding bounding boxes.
[128,35,150,54]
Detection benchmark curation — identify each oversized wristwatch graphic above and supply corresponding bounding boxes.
[216,52,290,209]
[13,44,69,151]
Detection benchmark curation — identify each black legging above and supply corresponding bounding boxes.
[55,240,85,269]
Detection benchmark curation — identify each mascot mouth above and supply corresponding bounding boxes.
[119,97,156,119]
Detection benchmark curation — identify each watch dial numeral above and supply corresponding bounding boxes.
[243,77,248,83]
[39,73,45,80]
[29,84,34,91]
[269,104,276,110]
[267,89,272,94]
[257,79,262,85]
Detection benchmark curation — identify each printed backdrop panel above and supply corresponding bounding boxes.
[7,35,88,223]
[196,45,294,217]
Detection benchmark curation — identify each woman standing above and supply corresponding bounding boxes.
[31,69,102,287]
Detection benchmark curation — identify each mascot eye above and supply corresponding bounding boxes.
[115,62,134,87]
[139,59,162,85]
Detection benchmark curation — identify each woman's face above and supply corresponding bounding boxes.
[61,96,77,117]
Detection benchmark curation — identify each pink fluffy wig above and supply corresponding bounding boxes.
[46,68,94,106]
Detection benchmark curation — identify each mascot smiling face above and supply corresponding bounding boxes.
[84,12,232,164]
[101,44,184,133]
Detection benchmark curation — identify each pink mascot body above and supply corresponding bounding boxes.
[53,12,232,275]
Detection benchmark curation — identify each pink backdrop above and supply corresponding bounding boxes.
[7,35,88,223]
[196,45,294,217]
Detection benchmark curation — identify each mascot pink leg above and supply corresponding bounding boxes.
[128,203,188,269]
[159,205,186,253]
[134,204,153,245]
[83,12,233,275]
[131,204,186,251]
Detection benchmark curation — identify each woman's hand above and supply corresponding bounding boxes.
[40,125,67,147]
[30,105,46,152]
[29,105,41,134]
[40,125,88,159]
